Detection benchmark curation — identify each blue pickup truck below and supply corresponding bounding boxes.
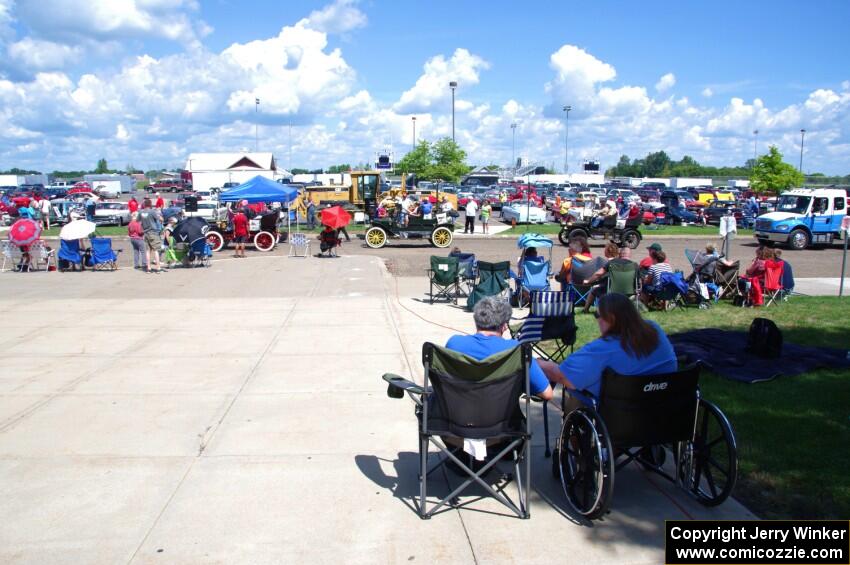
[754,188,849,249]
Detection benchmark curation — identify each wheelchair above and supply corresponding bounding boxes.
[552,363,738,520]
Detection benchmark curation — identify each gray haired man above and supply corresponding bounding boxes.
[444,297,553,400]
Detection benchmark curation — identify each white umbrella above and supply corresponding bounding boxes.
[60,220,96,241]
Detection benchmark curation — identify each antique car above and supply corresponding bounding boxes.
[558,216,643,249]
[363,210,455,249]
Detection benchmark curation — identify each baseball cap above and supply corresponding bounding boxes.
[647,243,663,252]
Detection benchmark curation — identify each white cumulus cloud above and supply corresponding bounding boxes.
[655,72,676,92]
[394,48,489,114]
[298,0,367,34]
[702,87,714,98]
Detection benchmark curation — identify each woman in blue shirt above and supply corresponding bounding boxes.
[539,293,677,401]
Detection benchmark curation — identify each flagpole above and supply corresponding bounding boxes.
[255,98,260,152]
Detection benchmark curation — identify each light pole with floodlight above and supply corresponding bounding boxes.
[449,81,457,143]
[511,123,517,173]
[799,129,806,172]
[752,129,759,167]
[411,116,416,151]
[563,105,571,174]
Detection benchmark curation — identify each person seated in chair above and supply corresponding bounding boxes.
[591,202,612,228]
[317,225,340,256]
[580,243,630,313]
[640,250,672,305]
[556,234,593,288]
[446,296,553,401]
[538,293,677,409]
[773,249,794,294]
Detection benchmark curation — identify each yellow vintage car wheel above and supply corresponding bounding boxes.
[365,226,387,249]
[431,226,453,248]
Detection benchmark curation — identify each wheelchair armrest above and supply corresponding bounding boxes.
[382,374,429,399]
[520,393,543,403]
[565,388,598,409]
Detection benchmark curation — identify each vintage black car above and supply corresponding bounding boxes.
[703,200,743,225]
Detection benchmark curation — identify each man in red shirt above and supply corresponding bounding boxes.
[232,207,249,258]
[128,197,139,214]
[639,242,662,271]
[154,193,164,209]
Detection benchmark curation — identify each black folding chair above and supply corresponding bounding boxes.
[510,291,576,457]
[466,260,511,311]
[449,252,477,297]
[383,343,532,519]
[427,255,460,304]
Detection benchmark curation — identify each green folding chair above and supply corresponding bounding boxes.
[383,343,532,519]
[466,260,511,311]
[428,255,460,304]
[607,260,640,305]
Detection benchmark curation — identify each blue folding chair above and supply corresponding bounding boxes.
[90,237,120,270]
[511,290,576,456]
[189,238,212,267]
[567,256,604,307]
[58,239,83,271]
[449,251,477,297]
[514,258,551,308]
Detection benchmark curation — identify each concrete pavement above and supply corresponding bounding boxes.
[0,254,753,564]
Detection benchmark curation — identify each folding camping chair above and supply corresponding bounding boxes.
[466,260,511,311]
[383,342,532,519]
[713,260,740,300]
[567,256,604,307]
[645,271,689,311]
[1,240,23,272]
[449,251,477,297]
[288,232,310,257]
[763,259,785,307]
[511,290,576,457]
[189,238,212,267]
[428,255,460,304]
[90,237,120,270]
[513,258,551,309]
[607,260,640,305]
[58,239,83,271]
[28,240,55,271]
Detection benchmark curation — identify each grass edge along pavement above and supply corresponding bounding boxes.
[500,223,754,237]
[530,297,849,520]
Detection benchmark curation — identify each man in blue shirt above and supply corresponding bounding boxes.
[420,198,433,217]
[446,296,553,400]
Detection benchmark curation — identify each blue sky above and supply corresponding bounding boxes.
[1,0,849,174]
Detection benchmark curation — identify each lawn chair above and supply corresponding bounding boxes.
[513,258,550,309]
[449,251,477,297]
[58,239,83,271]
[90,237,120,270]
[28,240,55,271]
[647,271,689,311]
[567,256,604,307]
[511,290,576,457]
[288,232,310,257]
[428,255,460,304]
[466,260,511,311]
[607,260,640,305]
[1,240,23,272]
[763,259,785,307]
[713,260,740,300]
[684,249,718,282]
[189,238,212,267]
[383,342,532,519]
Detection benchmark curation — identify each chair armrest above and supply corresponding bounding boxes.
[520,393,543,403]
[565,388,598,409]
[382,373,428,398]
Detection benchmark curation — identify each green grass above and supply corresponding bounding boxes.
[42,226,128,237]
[538,298,850,519]
[500,223,753,237]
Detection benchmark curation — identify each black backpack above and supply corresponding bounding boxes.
[745,318,783,358]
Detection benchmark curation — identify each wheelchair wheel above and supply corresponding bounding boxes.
[557,407,614,520]
[678,398,737,506]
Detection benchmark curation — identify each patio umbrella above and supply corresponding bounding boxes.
[172,216,209,245]
[60,219,96,241]
[320,205,351,229]
[8,218,41,247]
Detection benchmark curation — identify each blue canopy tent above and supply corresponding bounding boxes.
[219,176,298,203]
[219,176,300,235]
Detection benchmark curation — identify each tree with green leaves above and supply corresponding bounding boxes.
[749,146,804,194]
[327,164,351,174]
[95,158,109,174]
[396,138,471,183]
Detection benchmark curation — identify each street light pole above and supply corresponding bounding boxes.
[799,129,806,172]
[411,116,416,151]
[563,105,572,174]
[288,120,292,174]
[511,123,517,173]
[255,98,260,152]
[449,81,457,143]
[752,129,759,167]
